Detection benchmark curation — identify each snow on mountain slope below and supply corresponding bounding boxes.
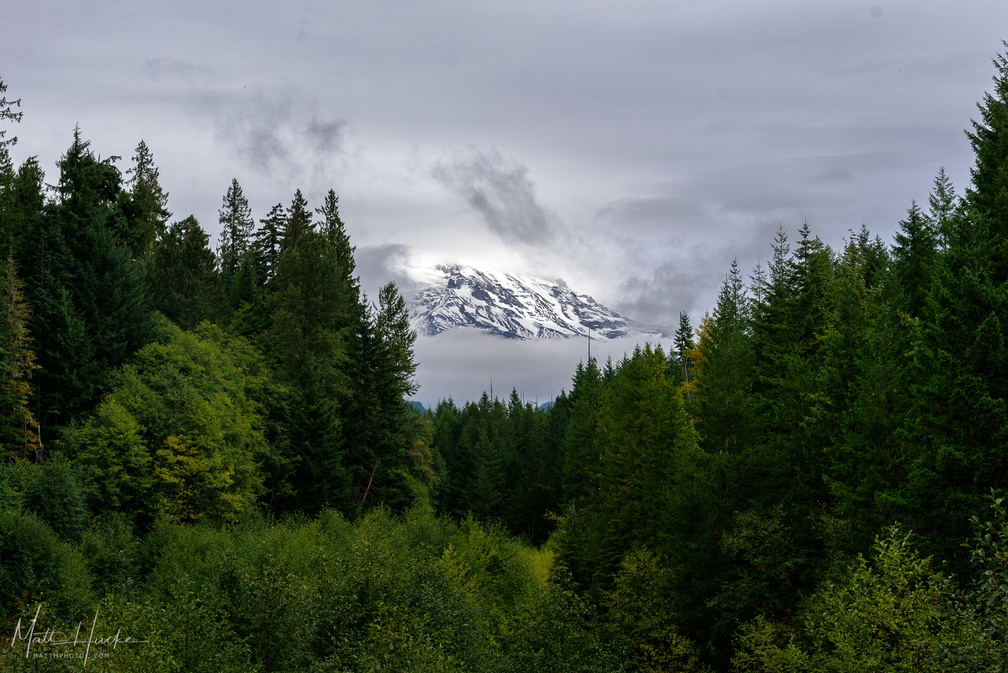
[409,264,667,341]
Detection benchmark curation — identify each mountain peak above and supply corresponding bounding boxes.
[409,264,666,341]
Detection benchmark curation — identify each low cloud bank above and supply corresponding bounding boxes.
[411,328,673,408]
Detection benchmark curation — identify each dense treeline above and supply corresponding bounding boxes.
[0,74,460,669]
[0,119,431,525]
[4,44,1008,671]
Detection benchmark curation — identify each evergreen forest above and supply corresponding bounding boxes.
[3,44,1008,672]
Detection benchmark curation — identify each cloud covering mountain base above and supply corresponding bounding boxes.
[412,328,669,407]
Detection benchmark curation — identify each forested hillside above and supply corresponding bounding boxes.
[3,44,1008,672]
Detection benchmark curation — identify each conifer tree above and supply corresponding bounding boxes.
[316,189,346,244]
[267,231,354,514]
[23,128,152,425]
[0,77,22,153]
[375,281,418,400]
[254,203,285,288]
[1,157,44,257]
[0,76,23,246]
[56,126,122,229]
[927,167,959,250]
[561,358,603,507]
[116,140,170,257]
[749,226,792,441]
[673,310,695,389]
[341,282,426,512]
[150,216,223,329]
[320,189,361,322]
[694,260,753,455]
[891,200,938,318]
[217,178,254,279]
[913,43,1008,556]
[281,189,313,252]
[0,255,40,460]
[966,44,1008,254]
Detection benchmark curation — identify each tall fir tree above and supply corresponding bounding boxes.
[0,254,40,460]
[217,178,254,279]
[149,216,223,329]
[115,140,170,257]
[281,189,313,252]
[693,259,753,456]
[340,280,425,512]
[267,231,355,514]
[891,200,938,318]
[673,310,695,391]
[254,202,285,288]
[912,43,1008,559]
[0,76,22,154]
[316,189,345,244]
[927,166,959,251]
[23,128,153,426]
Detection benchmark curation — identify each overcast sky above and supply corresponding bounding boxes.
[5,1,1007,404]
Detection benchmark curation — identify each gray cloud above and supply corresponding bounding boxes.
[355,243,421,303]
[432,148,557,246]
[194,90,293,171]
[615,254,715,329]
[143,58,212,84]
[173,81,348,180]
[595,197,707,234]
[413,328,666,407]
[306,117,346,155]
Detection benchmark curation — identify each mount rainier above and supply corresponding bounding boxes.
[408,265,667,341]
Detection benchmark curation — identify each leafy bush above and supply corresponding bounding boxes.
[0,509,93,623]
[22,457,89,542]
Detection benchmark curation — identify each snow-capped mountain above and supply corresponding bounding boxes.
[409,264,666,341]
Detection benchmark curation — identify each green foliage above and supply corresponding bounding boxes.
[608,549,710,673]
[217,177,254,279]
[115,139,170,258]
[0,254,41,458]
[555,345,700,593]
[0,509,93,623]
[430,390,565,544]
[692,259,754,456]
[80,513,142,599]
[103,507,622,672]
[16,127,154,426]
[733,527,983,673]
[0,76,22,152]
[21,457,89,543]
[62,321,268,526]
[960,491,1008,667]
[149,216,223,329]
